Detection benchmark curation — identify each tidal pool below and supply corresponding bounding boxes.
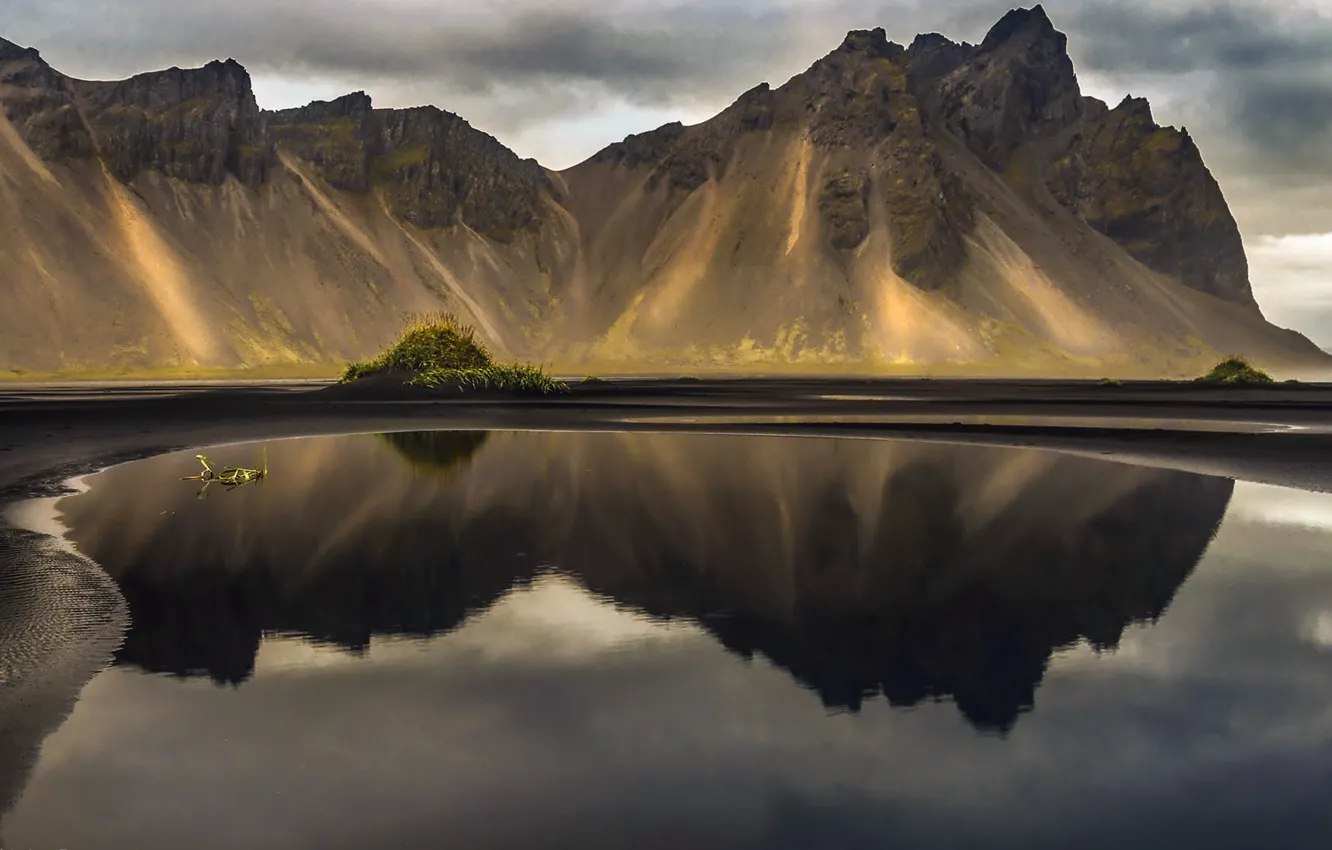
[4,431,1332,848]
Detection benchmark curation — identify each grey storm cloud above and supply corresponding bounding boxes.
[275,11,726,92]
[1071,3,1332,73]
[2,0,803,105]
[1067,2,1332,179]
[1236,82,1332,168]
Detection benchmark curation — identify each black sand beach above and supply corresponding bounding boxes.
[5,378,1332,499]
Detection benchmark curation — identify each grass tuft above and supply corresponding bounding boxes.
[409,364,568,394]
[1195,356,1274,386]
[340,312,565,395]
[1097,377,1123,387]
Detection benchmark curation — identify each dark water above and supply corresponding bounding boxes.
[5,431,1332,848]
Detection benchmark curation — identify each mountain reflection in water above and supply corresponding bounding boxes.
[58,431,1232,732]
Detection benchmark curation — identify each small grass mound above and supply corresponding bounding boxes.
[409,364,567,394]
[340,311,566,395]
[1195,356,1274,386]
[1097,377,1123,388]
[341,312,490,383]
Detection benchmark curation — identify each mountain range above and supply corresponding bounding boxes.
[0,5,1324,376]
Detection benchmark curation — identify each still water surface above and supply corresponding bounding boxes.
[5,431,1332,848]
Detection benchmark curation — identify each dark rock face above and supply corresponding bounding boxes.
[590,120,730,194]
[593,121,692,187]
[75,59,273,186]
[0,41,272,186]
[906,33,976,90]
[820,169,871,250]
[267,92,375,189]
[0,39,95,159]
[0,41,544,238]
[802,26,974,288]
[374,107,548,237]
[897,6,1254,306]
[934,5,1084,171]
[881,147,974,291]
[805,29,910,147]
[269,94,548,237]
[1046,97,1256,306]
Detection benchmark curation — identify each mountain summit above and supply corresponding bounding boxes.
[0,9,1322,375]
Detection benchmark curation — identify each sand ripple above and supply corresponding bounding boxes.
[0,522,128,819]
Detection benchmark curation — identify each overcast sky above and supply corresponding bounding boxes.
[3,0,1330,344]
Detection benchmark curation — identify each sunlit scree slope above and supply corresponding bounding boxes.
[0,6,1325,376]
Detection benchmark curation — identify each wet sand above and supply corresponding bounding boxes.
[4,377,1332,499]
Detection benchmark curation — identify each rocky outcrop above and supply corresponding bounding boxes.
[803,29,912,146]
[906,33,976,90]
[265,91,375,189]
[269,95,549,237]
[933,5,1084,171]
[0,42,273,186]
[75,59,272,186]
[590,121,721,192]
[0,39,94,159]
[888,6,1257,308]
[795,29,976,288]
[819,169,871,250]
[0,44,545,236]
[1045,96,1255,306]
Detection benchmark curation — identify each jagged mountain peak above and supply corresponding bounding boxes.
[203,57,249,78]
[106,55,256,96]
[910,32,962,51]
[980,4,1059,51]
[0,36,41,63]
[1115,94,1155,122]
[932,6,1081,170]
[836,27,902,58]
[274,89,375,117]
[907,32,976,84]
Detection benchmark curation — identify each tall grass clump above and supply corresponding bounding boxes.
[340,311,566,395]
[409,364,567,394]
[1195,355,1274,386]
[340,311,490,382]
